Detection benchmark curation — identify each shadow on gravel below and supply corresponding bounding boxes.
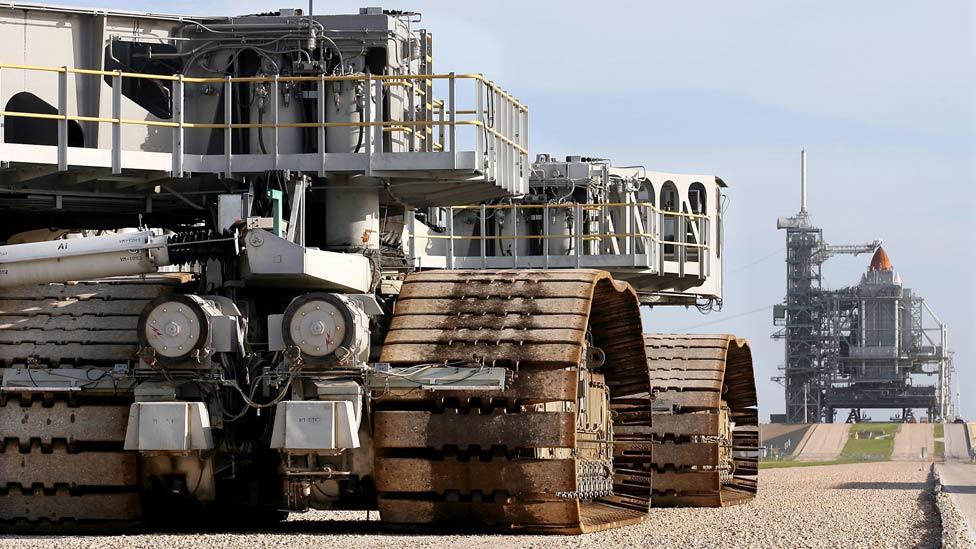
[281,519,537,538]
[0,517,382,539]
[835,482,927,490]
[0,522,384,540]
[912,466,942,549]
[942,485,976,494]
[0,515,548,540]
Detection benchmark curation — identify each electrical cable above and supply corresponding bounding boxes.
[674,303,776,332]
[727,247,784,273]
[257,110,268,154]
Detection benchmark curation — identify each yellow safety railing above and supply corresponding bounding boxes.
[0,62,529,184]
[423,202,707,247]
[0,63,527,110]
[447,201,707,218]
[407,201,711,275]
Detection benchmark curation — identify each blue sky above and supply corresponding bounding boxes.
[55,0,976,419]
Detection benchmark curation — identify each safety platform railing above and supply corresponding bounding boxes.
[0,64,528,194]
[408,201,710,277]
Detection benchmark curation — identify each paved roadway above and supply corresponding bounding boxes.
[892,424,934,461]
[795,423,849,461]
[760,423,809,442]
[944,423,972,461]
[760,423,812,457]
[938,462,976,538]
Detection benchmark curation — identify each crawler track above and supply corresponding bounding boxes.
[644,334,758,507]
[373,270,654,534]
[0,279,177,531]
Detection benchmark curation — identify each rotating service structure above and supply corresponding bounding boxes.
[0,4,758,533]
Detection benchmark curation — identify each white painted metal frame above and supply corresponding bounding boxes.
[410,202,710,279]
[0,65,530,196]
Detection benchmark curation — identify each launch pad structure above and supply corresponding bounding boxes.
[772,151,953,424]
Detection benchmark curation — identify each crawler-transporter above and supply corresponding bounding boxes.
[0,4,758,533]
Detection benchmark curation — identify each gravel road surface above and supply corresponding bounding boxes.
[0,462,939,549]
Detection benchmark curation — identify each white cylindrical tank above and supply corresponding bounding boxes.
[323,72,378,251]
[325,175,380,251]
[495,207,522,258]
[247,77,303,155]
[325,78,365,154]
[546,206,574,256]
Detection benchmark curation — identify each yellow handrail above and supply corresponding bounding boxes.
[0,110,529,155]
[415,231,709,250]
[0,64,528,112]
[444,202,710,220]
[0,62,530,155]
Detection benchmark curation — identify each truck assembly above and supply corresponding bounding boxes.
[0,4,758,533]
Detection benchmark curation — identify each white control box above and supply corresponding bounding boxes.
[124,402,214,451]
[270,400,360,451]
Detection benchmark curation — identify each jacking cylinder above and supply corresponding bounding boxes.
[281,292,370,367]
[0,231,169,288]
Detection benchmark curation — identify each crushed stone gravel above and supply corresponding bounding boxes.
[0,461,940,549]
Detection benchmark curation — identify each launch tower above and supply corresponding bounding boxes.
[772,152,952,423]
